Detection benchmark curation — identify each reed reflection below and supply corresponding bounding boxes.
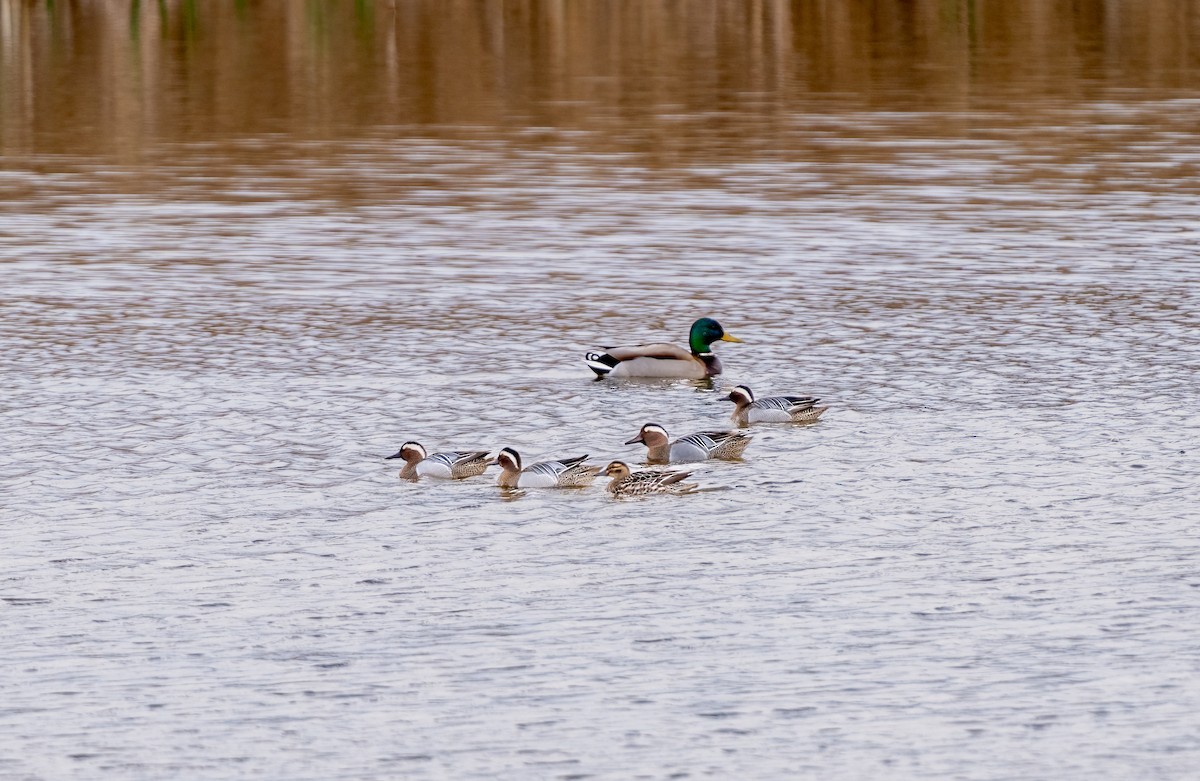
[1,0,1199,158]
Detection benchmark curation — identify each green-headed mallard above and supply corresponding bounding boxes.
[602,461,700,496]
[494,447,601,488]
[585,317,742,379]
[726,385,829,425]
[624,423,752,465]
[385,442,492,480]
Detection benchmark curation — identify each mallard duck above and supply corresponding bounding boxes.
[726,385,829,425]
[385,442,492,480]
[585,317,743,379]
[624,423,752,464]
[494,447,601,488]
[602,461,699,496]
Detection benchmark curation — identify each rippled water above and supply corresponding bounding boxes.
[3,3,1200,779]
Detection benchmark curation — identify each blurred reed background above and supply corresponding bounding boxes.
[2,0,1199,160]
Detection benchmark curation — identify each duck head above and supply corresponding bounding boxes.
[385,441,426,464]
[494,447,522,472]
[726,385,755,407]
[689,317,742,354]
[625,423,670,447]
[493,447,523,488]
[602,461,632,479]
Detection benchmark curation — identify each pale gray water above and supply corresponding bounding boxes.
[4,118,1199,779]
[3,2,1200,778]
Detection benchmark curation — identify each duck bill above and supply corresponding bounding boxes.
[624,435,645,445]
[384,451,404,459]
[719,333,743,343]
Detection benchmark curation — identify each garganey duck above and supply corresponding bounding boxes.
[602,461,700,496]
[625,423,752,465]
[585,317,742,379]
[385,442,492,480]
[494,447,601,488]
[726,385,828,425]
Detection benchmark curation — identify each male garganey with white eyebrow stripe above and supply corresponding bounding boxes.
[725,385,828,425]
[494,447,601,489]
[385,442,492,480]
[624,423,752,465]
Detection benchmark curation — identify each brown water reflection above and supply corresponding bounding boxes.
[3,0,1200,158]
[3,4,1200,781]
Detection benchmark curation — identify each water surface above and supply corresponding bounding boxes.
[2,2,1199,779]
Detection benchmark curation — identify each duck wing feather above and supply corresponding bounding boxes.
[689,431,751,459]
[754,395,821,412]
[622,469,699,495]
[600,343,695,362]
